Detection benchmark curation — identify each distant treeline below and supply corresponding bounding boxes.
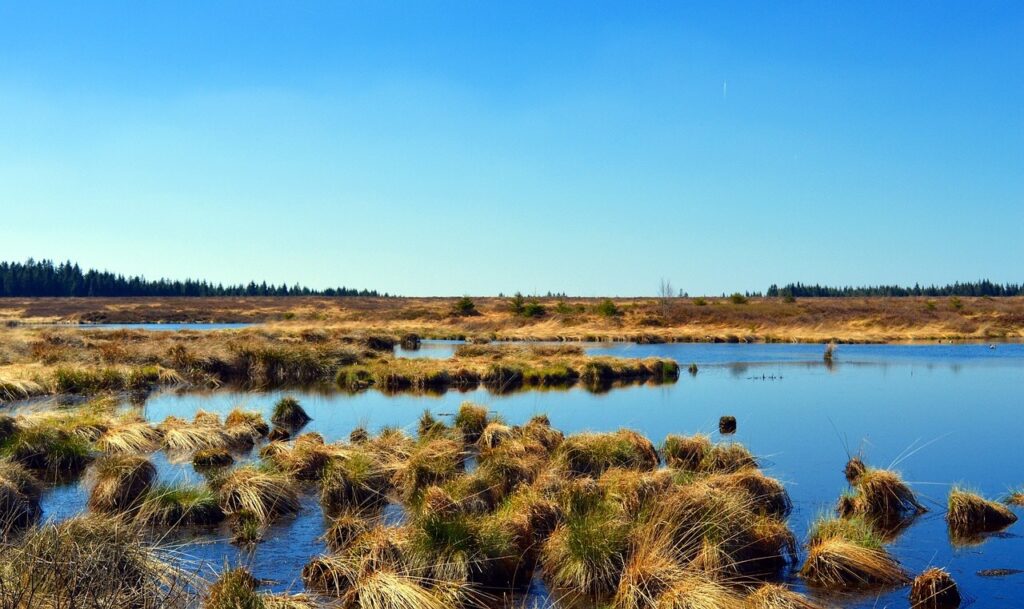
[0,259,385,297]
[767,281,1023,298]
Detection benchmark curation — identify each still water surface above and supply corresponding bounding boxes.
[37,343,1024,607]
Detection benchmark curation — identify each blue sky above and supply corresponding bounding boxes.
[1,1,1021,296]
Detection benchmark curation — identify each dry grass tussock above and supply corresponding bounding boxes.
[946,487,1018,541]
[800,515,909,588]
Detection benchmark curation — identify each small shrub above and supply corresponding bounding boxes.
[596,299,621,317]
[729,293,748,305]
[452,296,479,317]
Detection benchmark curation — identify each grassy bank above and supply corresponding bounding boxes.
[0,326,678,403]
[2,295,1023,343]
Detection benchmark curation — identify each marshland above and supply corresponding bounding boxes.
[0,320,1022,608]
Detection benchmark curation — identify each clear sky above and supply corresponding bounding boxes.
[1,2,1021,296]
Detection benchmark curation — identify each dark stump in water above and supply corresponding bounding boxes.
[718,416,737,434]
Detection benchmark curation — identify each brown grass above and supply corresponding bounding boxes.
[4,294,1023,342]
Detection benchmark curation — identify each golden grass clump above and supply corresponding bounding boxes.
[392,438,465,502]
[910,567,961,609]
[0,514,191,608]
[452,402,489,444]
[193,410,221,426]
[705,469,792,517]
[320,450,392,514]
[541,490,630,597]
[302,525,413,597]
[598,467,674,514]
[204,566,317,609]
[0,457,43,532]
[654,576,747,609]
[746,583,824,609]
[225,407,271,437]
[800,515,909,588]
[87,454,156,514]
[556,429,658,477]
[946,487,1018,539]
[661,434,711,470]
[95,421,163,454]
[523,414,564,451]
[837,468,926,523]
[476,421,514,454]
[160,416,231,454]
[642,481,796,578]
[611,525,685,609]
[203,567,260,609]
[267,433,338,480]
[217,466,300,523]
[323,510,372,553]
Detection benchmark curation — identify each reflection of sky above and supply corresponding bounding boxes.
[38,344,1024,605]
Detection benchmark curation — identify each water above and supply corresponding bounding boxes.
[34,343,1024,607]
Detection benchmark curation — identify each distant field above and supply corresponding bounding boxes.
[2,295,1023,343]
